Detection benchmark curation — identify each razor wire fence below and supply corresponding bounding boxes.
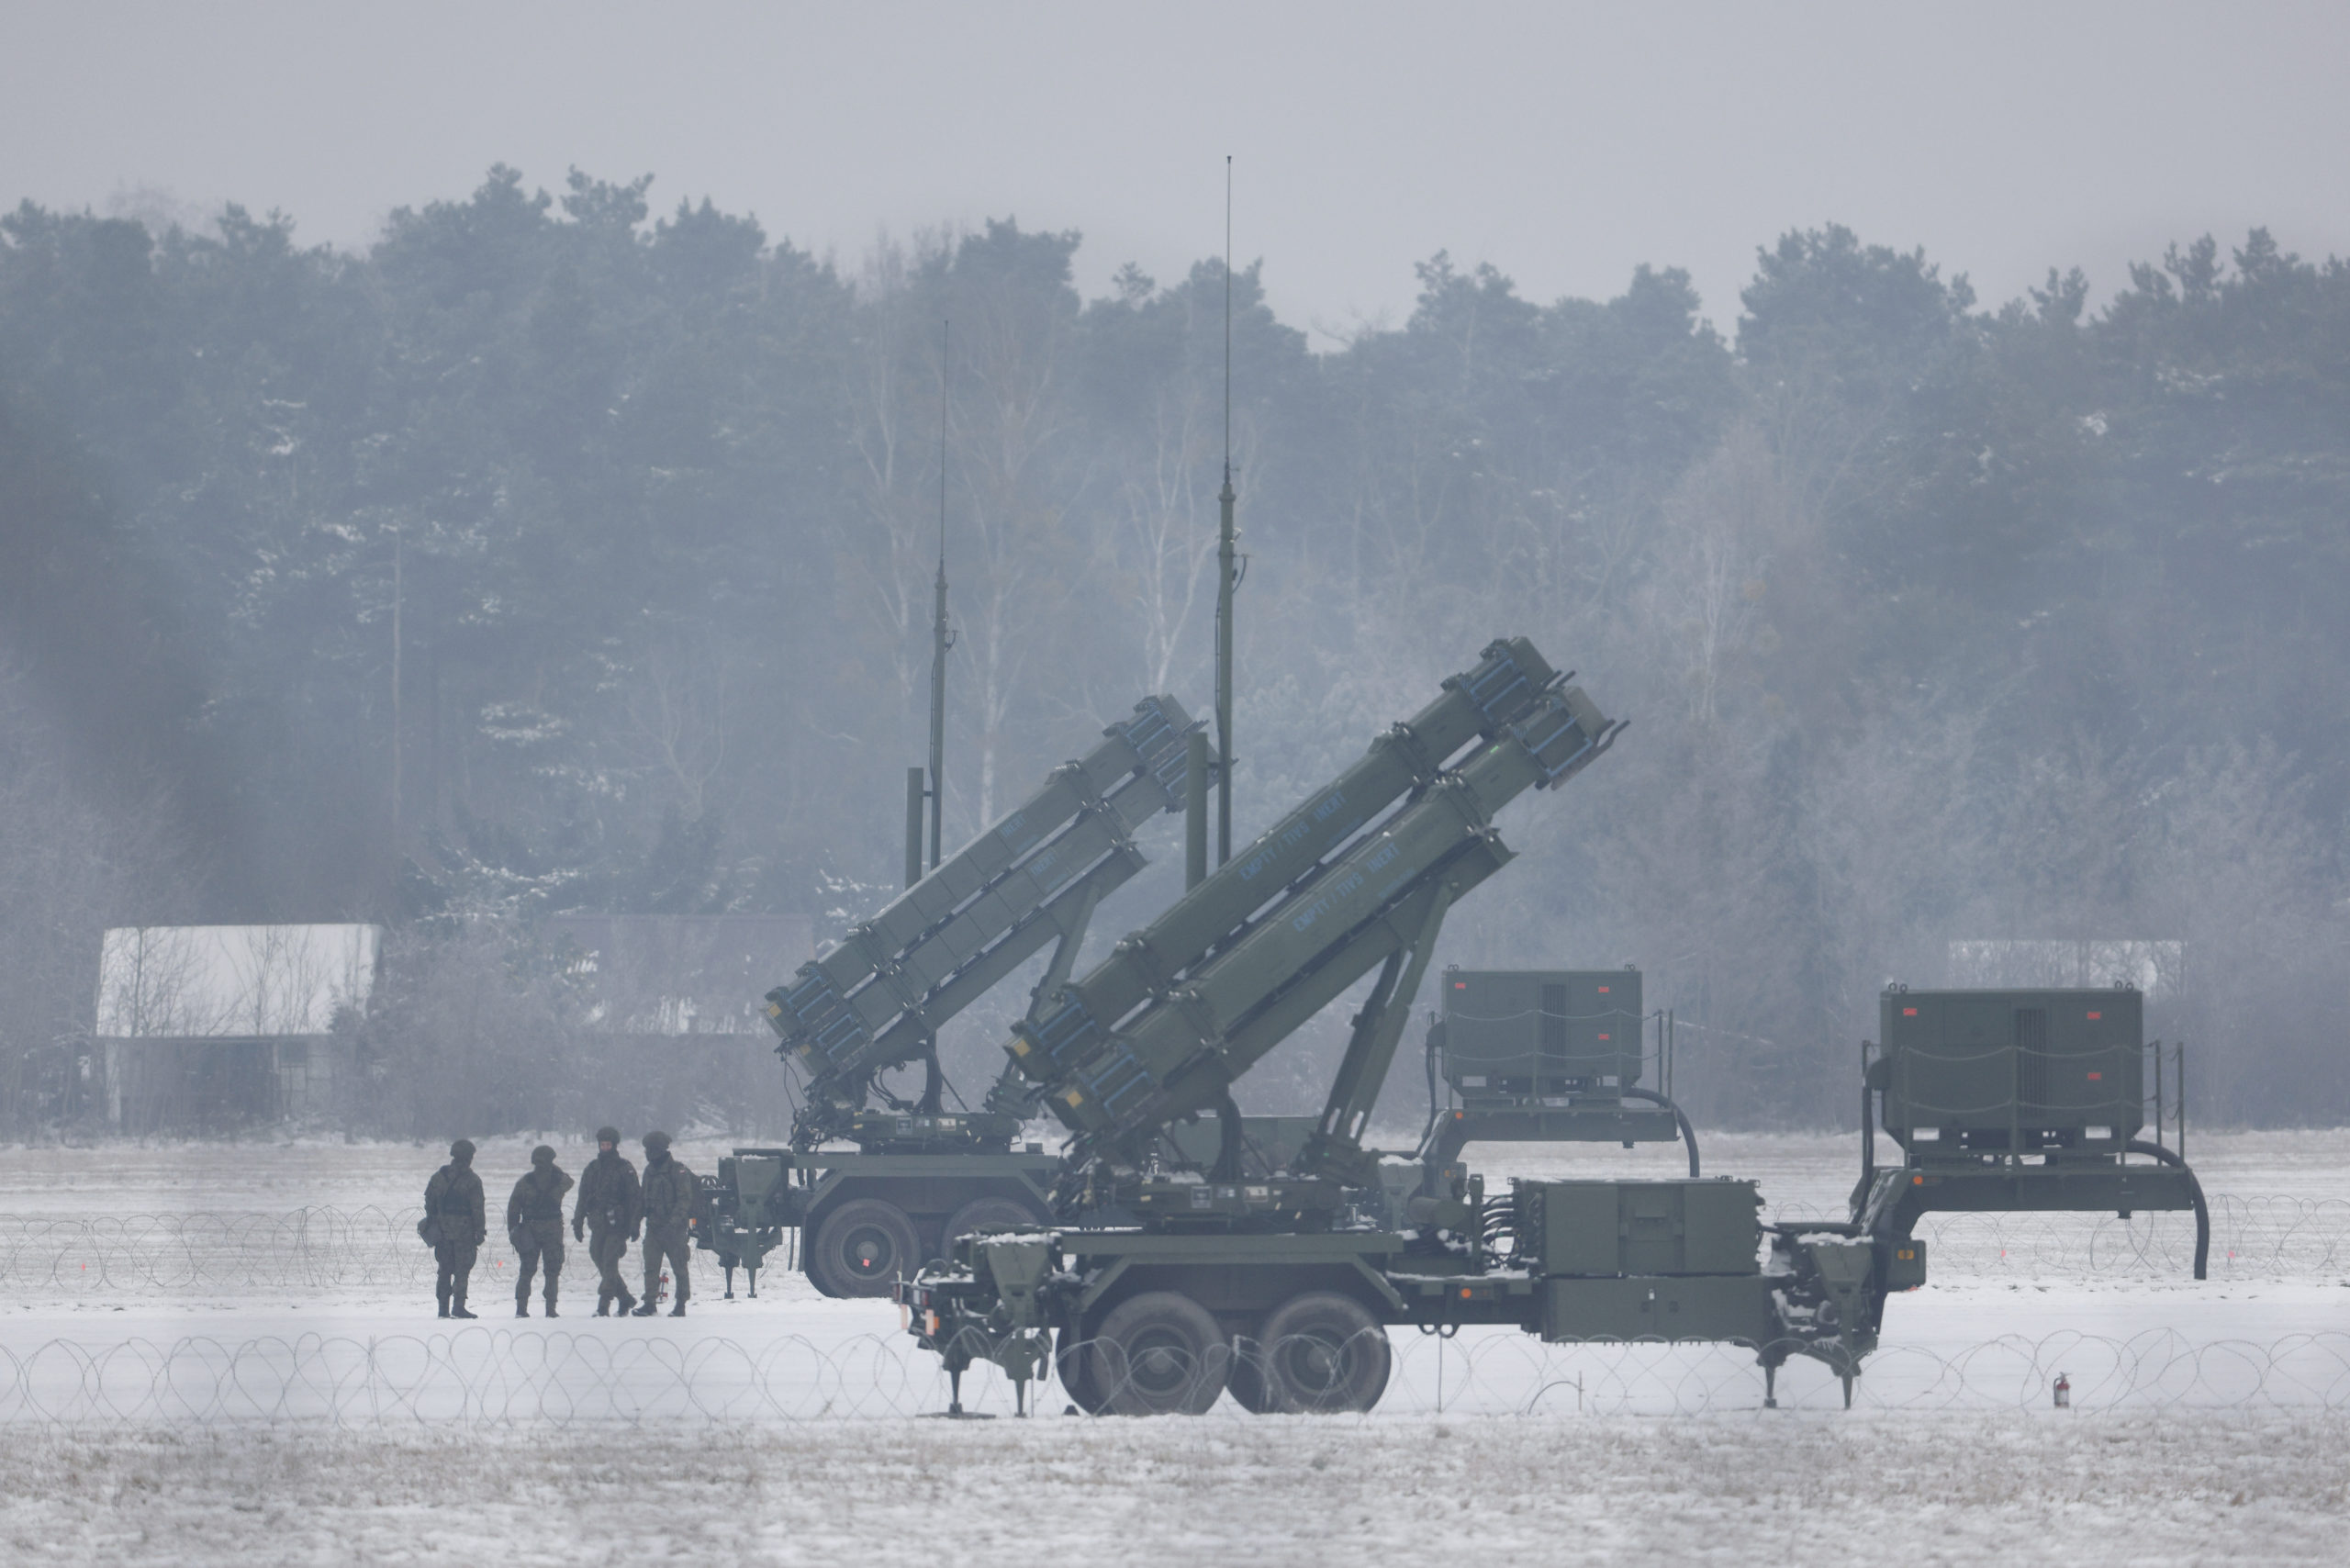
[0,1195,2343,1297]
[0,1326,2345,1427]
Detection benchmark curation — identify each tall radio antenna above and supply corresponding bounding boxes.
[929,319,953,873]
[1214,156,1238,866]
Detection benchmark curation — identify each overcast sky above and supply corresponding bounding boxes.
[4,1,2345,341]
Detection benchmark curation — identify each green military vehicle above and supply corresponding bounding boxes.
[902,636,1907,1414]
[899,637,2210,1415]
[693,694,1204,1298]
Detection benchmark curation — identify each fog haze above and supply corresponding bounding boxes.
[6,1,2346,330]
[3,1,2347,1138]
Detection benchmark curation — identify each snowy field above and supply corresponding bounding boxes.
[0,1128,2344,1563]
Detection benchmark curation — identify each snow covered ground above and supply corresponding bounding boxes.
[5,1406,2344,1566]
[0,1128,2343,1562]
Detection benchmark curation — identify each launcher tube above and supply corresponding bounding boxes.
[767,696,1197,1081]
[1009,638,1559,1081]
[1035,675,1614,1147]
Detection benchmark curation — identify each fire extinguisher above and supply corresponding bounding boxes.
[2053,1372,2071,1409]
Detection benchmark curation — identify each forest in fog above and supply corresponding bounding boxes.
[2,166,2345,1133]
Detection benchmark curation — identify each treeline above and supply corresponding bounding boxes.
[2,165,2345,1132]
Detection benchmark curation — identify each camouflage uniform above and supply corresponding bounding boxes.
[574,1126,641,1316]
[632,1131,698,1316]
[424,1139,487,1318]
[506,1146,574,1316]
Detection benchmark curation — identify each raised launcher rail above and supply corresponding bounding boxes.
[1005,636,1613,1185]
[693,698,1203,1301]
[1420,966,1700,1174]
[1849,985,2211,1278]
[766,694,1203,1148]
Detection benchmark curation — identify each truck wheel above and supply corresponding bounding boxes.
[943,1196,1042,1248]
[1259,1292,1391,1414]
[1089,1291,1229,1416]
[805,1199,919,1298]
[1225,1332,1272,1413]
[1056,1326,1107,1415]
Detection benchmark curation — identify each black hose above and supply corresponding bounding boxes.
[1622,1088,1700,1177]
[1210,1092,1245,1182]
[1414,1018,1444,1161]
[2126,1137,2210,1280]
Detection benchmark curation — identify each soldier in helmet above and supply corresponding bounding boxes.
[506,1144,574,1316]
[574,1126,642,1316]
[424,1138,487,1318]
[631,1130,698,1317]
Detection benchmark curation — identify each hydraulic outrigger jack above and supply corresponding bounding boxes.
[923,1366,999,1420]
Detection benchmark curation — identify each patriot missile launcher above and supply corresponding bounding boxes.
[901,693,2221,1416]
[769,692,1203,1148]
[901,638,1922,1415]
[1007,637,1601,1179]
[696,696,1208,1297]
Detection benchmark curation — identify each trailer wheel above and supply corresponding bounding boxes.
[1225,1332,1272,1414]
[805,1198,918,1298]
[943,1196,1043,1247]
[1258,1293,1391,1414]
[1088,1291,1229,1416]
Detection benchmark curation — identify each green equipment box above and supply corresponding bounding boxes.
[1516,1177,1761,1277]
[1441,968,1642,1097]
[1879,988,2143,1151]
[1539,1273,1774,1344]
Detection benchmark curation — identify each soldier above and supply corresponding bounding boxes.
[631,1129,698,1317]
[423,1137,487,1318]
[574,1126,641,1316]
[506,1144,574,1317]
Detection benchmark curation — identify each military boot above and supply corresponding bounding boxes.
[630,1297,660,1317]
[436,1288,451,1320]
[593,1295,611,1317]
[515,1283,530,1318]
[543,1286,559,1319]
[615,1291,638,1315]
[452,1289,477,1320]
[669,1302,687,1318]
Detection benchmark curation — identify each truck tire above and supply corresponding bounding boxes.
[805,1198,919,1299]
[1258,1292,1391,1414]
[1055,1325,1107,1415]
[942,1196,1042,1249]
[1225,1332,1273,1413]
[1088,1291,1229,1416]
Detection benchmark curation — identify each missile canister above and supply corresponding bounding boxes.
[1009,638,1561,1084]
[1027,658,1616,1146]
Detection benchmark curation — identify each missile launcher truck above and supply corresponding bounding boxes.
[692,695,1210,1298]
[901,637,1922,1414]
[899,639,2214,1414]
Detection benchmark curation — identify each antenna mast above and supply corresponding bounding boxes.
[1214,156,1238,865]
[930,319,953,872]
